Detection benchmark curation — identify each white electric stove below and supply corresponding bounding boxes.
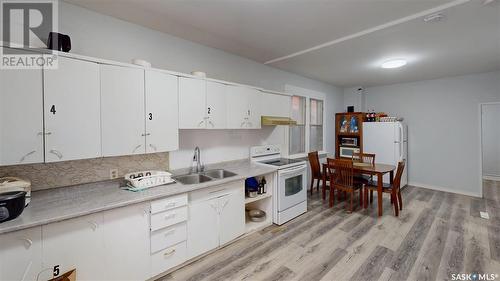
[250,145,307,225]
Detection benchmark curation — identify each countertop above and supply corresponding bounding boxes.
[0,159,277,234]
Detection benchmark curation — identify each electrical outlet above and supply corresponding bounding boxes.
[110,169,119,179]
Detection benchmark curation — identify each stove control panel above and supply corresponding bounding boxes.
[250,145,281,157]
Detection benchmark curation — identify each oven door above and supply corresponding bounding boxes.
[277,164,307,212]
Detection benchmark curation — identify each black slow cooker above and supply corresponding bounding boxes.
[0,191,26,223]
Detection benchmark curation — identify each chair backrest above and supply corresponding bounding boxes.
[393,160,406,190]
[353,152,375,166]
[328,158,354,188]
[308,151,321,178]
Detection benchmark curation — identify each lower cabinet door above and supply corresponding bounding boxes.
[151,241,186,277]
[42,213,104,281]
[0,227,42,281]
[186,198,219,259]
[102,203,151,281]
[219,187,246,245]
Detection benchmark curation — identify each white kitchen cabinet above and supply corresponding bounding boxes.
[0,227,43,281]
[226,85,262,129]
[178,77,206,129]
[42,213,104,281]
[101,65,145,157]
[44,56,101,162]
[187,181,245,259]
[0,47,44,166]
[102,203,151,281]
[261,92,291,117]
[187,197,219,259]
[219,187,245,245]
[206,81,227,129]
[145,70,179,153]
[247,89,262,129]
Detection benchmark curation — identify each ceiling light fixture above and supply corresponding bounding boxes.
[423,13,445,23]
[381,59,407,69]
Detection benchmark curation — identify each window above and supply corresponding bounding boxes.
[289,96,306,155]
[309,99,324,152]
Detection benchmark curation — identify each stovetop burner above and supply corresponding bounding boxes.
[260,158,303,167]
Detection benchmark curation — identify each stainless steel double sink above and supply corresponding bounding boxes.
[173,169,237,185]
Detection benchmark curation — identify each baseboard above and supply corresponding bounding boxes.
[483,175,500,181]
[408,181,482,198]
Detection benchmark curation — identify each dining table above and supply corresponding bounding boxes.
[322,161,396,216]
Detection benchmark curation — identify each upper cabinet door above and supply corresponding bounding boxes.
[101,65,145,156]
[145,70,179,153]
[225,85,250,129]
[247,88,262,129]
[206,81,227,129]
[44,57,101,162]
[261,92,291,117]
[178,77,207,129]
[0,48,44,166]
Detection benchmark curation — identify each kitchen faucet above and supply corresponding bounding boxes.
[190,146,204,173]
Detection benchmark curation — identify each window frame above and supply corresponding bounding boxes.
[287,95,326,158]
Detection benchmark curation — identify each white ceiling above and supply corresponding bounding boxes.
[65,0,500,87]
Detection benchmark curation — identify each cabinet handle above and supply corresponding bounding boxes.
[141,133,151,137]
[164,229,176,237]
[164,213,176,220]
[163,249,176,257]
[49,150,63,159]
[38,132,51,136]
[88,222,98,231]
[132,145,142,153]
[221,199,229,211]
[164,202,176,209]
[149,144,157,151]
[20,150,36,162]
[20,238,33,248]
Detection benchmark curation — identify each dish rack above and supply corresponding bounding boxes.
[124,170,175,191]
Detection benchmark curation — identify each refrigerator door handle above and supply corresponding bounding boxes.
[397,123,404,161]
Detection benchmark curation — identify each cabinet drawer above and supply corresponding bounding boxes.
[151,241,186,277]
[151,222,187,253]
[151,206,188,231]
[151,194,188,214]
[190,180,243,202]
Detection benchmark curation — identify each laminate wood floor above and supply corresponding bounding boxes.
[158,181,500,281]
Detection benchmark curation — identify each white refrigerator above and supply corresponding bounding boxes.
[362,122,408,187]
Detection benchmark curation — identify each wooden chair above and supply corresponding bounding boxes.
[327,158,363,212]
[353,152,376,202]
[308,151,328,196]
[364,160,405,216]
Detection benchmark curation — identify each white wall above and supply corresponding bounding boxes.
[57,2,343,169]
[482,103,500,178]
[344,71,500,197]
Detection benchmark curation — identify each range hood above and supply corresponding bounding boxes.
[261,116,297,126]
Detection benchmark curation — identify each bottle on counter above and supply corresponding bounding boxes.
[261,176,267,194]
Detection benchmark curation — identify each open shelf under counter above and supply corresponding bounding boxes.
[245,215,273,234]
[245,193,272,204]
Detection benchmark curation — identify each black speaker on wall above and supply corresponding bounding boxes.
[47,32,71,52]
[347,106,355,113]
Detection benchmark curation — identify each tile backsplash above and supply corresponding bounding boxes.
[0,153,169,191]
